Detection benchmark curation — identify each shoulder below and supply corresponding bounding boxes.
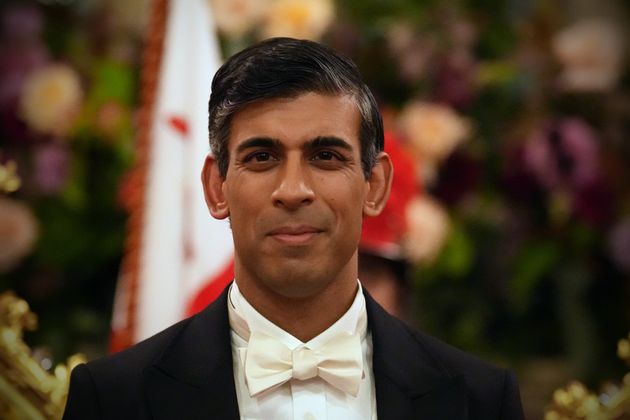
[403,321,504,380]
[396,318,524,418]
[64,290,233,419]
[83,317,193,394]
[367,292,511,383]
[83,286,232,390]
[86,316,194,385]
[63,317,197,419]
[365,292,523,419]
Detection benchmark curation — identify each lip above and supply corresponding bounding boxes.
[267,225,323,245]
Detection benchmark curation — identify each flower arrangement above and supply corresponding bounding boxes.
[552,19,625,92]
[19,64,83,138]
[211,0,335,53]
[399,101,471,183]
[0,1,137,362]
[0,2,628,418]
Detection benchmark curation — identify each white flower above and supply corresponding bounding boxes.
[210,0,268,37]
[552,19,625,92]
[20,63,83,137]
[261,0,334,41]
[0,161,21,194]
[0,198,38,273]
[402,196,450,264]
[386,25,436,82]
[399,101,470,181]
[108,0,149,34]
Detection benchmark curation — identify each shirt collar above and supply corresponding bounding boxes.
[228,280,367,350]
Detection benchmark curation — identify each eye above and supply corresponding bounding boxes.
[244,151,275,162]
[252,152,271,162]
[312,150,337,161]
[239,150,279,171]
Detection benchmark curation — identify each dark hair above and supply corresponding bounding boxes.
[208,37,384,178]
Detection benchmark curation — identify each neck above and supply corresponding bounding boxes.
[235,260,359,342]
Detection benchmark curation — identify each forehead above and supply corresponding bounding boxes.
[228,93,361,151]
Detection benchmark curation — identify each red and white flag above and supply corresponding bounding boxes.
[110,0,233,352]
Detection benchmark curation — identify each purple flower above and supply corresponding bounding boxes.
[433,151,481,206]
[0,4,49,145]
[573,178,614,227]
[520,118,618,227]
[502,145,545,205]
[0,44,48,105]
[1,4,43,42]
[433,50,477,109]
[608,218,630,273]
[523,118,600,191]
[33,144,70,195]
[0,43,49,145]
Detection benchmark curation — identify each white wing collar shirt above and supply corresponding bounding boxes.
[228,281,377,420]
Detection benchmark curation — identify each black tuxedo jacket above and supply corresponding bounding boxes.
[63,288,524,419]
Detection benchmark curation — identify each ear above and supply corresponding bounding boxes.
[363,152,393,217]
[201,154,229,219]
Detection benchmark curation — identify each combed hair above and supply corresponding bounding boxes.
[208,37,384,178]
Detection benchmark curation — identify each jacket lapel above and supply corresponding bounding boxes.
[142,288,240,420]
[365,292,468,419]
[140,286,468,419]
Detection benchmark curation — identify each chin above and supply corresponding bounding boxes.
[263,268,333,300]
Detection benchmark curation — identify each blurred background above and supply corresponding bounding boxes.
[0,0,629,418]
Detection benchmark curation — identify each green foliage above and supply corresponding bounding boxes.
[509,240,560,313]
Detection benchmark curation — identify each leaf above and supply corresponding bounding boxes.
[509,241,561,312]
[438,223,475,278]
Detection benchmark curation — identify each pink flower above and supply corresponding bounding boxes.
[402,196,450,264]
[0,197,38,273]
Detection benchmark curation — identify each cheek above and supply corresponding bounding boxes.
[225,184,257,227]
[324,183,367,225]
[320,172,367,197]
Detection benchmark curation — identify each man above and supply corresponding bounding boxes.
[63,37,524,419]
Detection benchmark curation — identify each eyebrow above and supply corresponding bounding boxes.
[234,135,355,154]
[308,136,354,152]
[235,137,281,154]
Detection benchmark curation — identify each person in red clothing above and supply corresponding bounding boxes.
[359,131,419,320]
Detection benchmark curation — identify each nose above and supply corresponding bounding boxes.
[271,156,315,210]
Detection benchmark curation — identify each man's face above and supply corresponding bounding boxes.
[209,93,372,299]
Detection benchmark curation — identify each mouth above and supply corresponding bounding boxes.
[267,225,323,245]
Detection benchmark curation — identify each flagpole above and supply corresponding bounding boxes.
[110,0,169,354]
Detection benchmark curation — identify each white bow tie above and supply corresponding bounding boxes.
[241,330,364,397]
